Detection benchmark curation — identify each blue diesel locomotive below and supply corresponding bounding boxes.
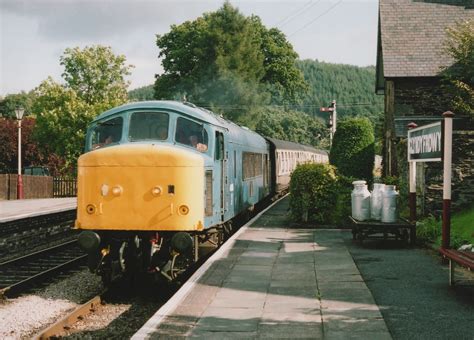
[76,101,327,282]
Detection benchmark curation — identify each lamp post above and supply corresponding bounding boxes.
[15,107,24,199]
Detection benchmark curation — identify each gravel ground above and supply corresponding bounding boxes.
[345,233,474,340]
[62,277,173,339]
[0,268,102,339]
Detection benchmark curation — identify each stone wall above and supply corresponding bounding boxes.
[393,77,454,117]
[425,130,474,213]
[387,77,473,216]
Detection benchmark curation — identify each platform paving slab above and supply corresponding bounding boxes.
[0,197,76,222]
[133,197,391,339]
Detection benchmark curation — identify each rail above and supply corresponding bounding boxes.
[0,240,86,297]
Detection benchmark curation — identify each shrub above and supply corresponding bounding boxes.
[331,173,355,225]
[289,163,338,223]
[416,215,440,244]
[329,117,375,185]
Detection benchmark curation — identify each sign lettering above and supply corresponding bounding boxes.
[408,122,442,162]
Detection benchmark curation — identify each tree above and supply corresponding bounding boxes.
[154,2,307,122]
[0,91,36,118]
[254,107,329,148]
[442,20,474,118]
[0,117,64,175]
[329,117,375,185]
[33,46,133,169]
[60,46,132,107]
[129,84,155,101]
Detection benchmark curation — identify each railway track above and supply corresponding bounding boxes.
[34,294,104,339]
[0,240,87,297]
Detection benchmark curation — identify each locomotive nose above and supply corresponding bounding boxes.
[75,144,205,231]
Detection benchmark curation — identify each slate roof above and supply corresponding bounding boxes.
[377,0,473,80]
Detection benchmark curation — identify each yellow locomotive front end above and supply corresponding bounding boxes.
[76,144,204,231]
[75,143,206,284]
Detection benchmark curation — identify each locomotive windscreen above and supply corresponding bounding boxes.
[129,111,169,141]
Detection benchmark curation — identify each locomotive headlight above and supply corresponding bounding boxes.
[151,186,162,197]
[101,184,109,196]
[86,204,96,214]
[178,205,190,215]
[112,186,123,196]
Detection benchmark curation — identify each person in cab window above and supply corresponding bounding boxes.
[189,135,207,152]
[157,126,168,140]
[93,134,113,150]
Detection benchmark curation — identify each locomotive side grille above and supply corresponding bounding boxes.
[205,170,213,216]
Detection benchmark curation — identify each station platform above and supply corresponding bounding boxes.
[133,197,391,339]
[0,198,77,223]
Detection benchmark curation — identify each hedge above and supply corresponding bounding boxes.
[289,163,338,223]
[329,117,375,185]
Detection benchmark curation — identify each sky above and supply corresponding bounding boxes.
[0,0,379,96]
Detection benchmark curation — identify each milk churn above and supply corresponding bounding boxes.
[351,180,371,221]
[370,183,385,221]
[381,185,399,223]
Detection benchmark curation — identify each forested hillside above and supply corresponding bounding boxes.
[296,60,383,120]
[129,84,154,101]
[128,61,383,123]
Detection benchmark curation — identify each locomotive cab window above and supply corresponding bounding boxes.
[90,116,123,150]
[129,111,169,141]
[175,117,209,153]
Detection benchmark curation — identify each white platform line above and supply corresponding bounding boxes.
[131,195,287,340]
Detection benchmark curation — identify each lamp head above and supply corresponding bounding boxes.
[15,107,25,120]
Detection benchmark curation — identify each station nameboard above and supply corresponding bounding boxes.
[408,121,442,162]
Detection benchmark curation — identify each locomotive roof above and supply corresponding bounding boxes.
[93,100,267,150]
[94,100,222,125]
[266,137,328,155]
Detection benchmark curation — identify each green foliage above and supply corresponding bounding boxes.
[416,207,474,248]
[0,91,36,118]
[253,106,329,148]
[295,60,384,120]
[441,20,474,118]
[154,2,306,122]
[60,46,132,106]
[331,174,355,225]
[416,216,441,245]
[128,85,155,101]
[329,117,375,185]
[289,163,338,223]
[33,46,133,169]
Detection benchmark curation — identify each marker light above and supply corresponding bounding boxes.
[151,186,162,197]
[112,186,122,196]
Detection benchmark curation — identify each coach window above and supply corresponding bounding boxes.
[91,116,123,150]
[175,117,209,153]
[129,111,169,141]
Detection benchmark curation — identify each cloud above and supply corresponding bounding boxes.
[0,0,222,42]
